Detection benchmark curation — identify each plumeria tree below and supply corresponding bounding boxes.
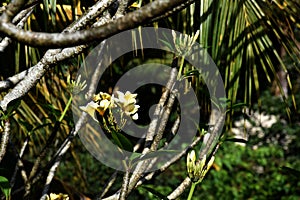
[0,0,299,199]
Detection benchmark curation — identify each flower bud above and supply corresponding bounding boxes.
[187,150,196,179]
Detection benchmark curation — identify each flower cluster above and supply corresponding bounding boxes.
[66,74,87,94]
[80,91,139,123]
[186,149,215,184]
[172,30,200,57]
[93,92,116,116]
[115,91,140,120]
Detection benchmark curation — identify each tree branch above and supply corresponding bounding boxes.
[0,0,26,22]
[99,171,118,199]
[10,136,29,193]
[126,66,178,194]
[0,0,114,111]
[0,0,195,47]
[198,113,225,160]
[0,119,10,162]
[167,177,191,199]
[0,5,34,52]
[0,70,28,91]
[136,136,202,188]
[151,0,195,22]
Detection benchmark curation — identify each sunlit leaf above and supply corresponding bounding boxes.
[0,176,11,200]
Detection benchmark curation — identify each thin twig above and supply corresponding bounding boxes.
[165,115,180,146]
[0,0,26,22]
[99,171,118,198]
[0,119,10,162]
[10,136,29,189]
[40,159,61,200]
[151,89,177,151]
[198,113,225,160]
[0,4,35,52]
[145,66,178,153]
[24,122,61,196]
[119,168,130,200]
[38,112,88,199]
[133,133,147,152]
[167,177,191,199]
[142,89,178,173]
[85,39,107,99]
[136,136,202,187]
[0,68,27,91]
[167,113,226,199]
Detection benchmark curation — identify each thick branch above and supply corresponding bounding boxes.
[0,0,195,47]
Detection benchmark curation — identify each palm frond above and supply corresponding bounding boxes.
[195,0,299,114]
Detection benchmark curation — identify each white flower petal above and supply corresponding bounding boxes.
[80,101,99,122]
[132,113,138,120]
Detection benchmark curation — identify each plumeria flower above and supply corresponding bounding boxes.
[93,92,113,103]
[47,193,69,200]
[115,91,140,120]
[80,92,115,121]
[98,99,111,116]
[79,101,100,122]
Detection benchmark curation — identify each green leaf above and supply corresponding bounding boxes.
[40,103,62,119]
[18,119,34,132]
[159,38,174,51]
[224,137,247,144]
[129,152,142,161]
[111,131,133,152]
[183,69,200,77]
[230,102,249,110]
[0,176,11,200]
[140,185,168,200]
[6,99,21,117]
[219,97,231,104]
